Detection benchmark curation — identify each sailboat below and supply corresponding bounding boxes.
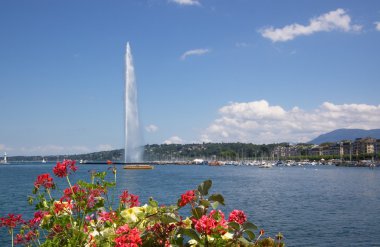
[42,158,47,163]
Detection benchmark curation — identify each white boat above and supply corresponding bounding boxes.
[259,162,273,168]
[42,158,47,163]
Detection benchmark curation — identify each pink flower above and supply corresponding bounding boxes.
[119,190,140,208]
[115,224,142,247]
[34,173,54,190]
[98,211,118,223]
[193,210,228,235]
[228,210,247,225]
[53,160,77,178]
[178,190,195,207]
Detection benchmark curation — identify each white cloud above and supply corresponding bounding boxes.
[181,48,210,60]
[145,124,159,133]
[17,145,92,156]
[163,136,184,144]
[169,0,200,6]
[260,8,362,42]
[201,100,380,144]
[0,144,12,152]
[96,144,113,151]
[375,22,380,31]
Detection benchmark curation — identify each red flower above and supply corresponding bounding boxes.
[178,190,195,207]
[53,200,73,214]
[115,224,142,247]
[260,229,265,235]
[0,214,24,229]
[193,210,228,235]
[228,210,247,225]
[28,211,49,228]
[34,173,54,190]
[14,230,37,245]
[53,160,77,178]
[119,190,140,208]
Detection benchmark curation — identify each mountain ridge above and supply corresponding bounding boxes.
[309,128,380,144]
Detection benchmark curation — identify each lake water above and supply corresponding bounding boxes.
[1,163,379,246]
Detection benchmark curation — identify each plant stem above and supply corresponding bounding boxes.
[66,176,73,191]
[47,188,53,201]
[11,228,14,247]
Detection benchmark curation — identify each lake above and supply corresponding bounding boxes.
[1,163,379,246]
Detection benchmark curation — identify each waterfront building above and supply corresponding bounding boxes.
[341,141,352,156]
[352,137,376,156]
[308,146,322,156]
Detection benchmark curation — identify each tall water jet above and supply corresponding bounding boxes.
[124,42,143,162]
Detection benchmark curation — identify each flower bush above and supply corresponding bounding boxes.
[1,160,284,246]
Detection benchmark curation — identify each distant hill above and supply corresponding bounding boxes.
[309,129,380,144]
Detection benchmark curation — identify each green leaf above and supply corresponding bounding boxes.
[28,196,34,205]
[199,199,210,207]
[211,201,219,209]
[149,197,158,207]
[237,237,251,245]
[191,206,205,219]
[198,180,212,196]
[95,171,106,179]
[228,222,240,231]
[208,194,225,206]
[161,214,179,224]
[244,230,256,241]
[179,228,201,243]
[242,222,258,231]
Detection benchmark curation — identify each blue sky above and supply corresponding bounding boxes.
[1,0,380,156]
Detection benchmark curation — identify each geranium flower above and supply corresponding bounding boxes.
[0,213,24,229]
[34,173,54,190]
[28,211,49,228]
[53,200,73,215]
[98,211,118,223]
[228,209,247,225]
[14,230,37,245]
[193,210,228,235]
[53,160,77,178]
[178,190,195,207]
[114,224,142,247]
[119,190,140,208]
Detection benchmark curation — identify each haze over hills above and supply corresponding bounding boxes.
[309,129,380,145]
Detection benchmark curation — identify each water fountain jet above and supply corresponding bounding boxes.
[124,42,143,163]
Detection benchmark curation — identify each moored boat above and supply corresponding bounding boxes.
[123,164,154,170]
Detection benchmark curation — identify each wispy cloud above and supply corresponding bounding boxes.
[375,22,380,31]
[0,144,12,152]
[181,48,210,60]
[145,124,159,133]
[17,145,91,156]
[169,0,200,6]
[200,100,380,144]
[164,136,184,144]
[260,8,362,42]
[96,144,113,151]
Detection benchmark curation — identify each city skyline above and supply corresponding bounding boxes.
[1,1,380,155]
